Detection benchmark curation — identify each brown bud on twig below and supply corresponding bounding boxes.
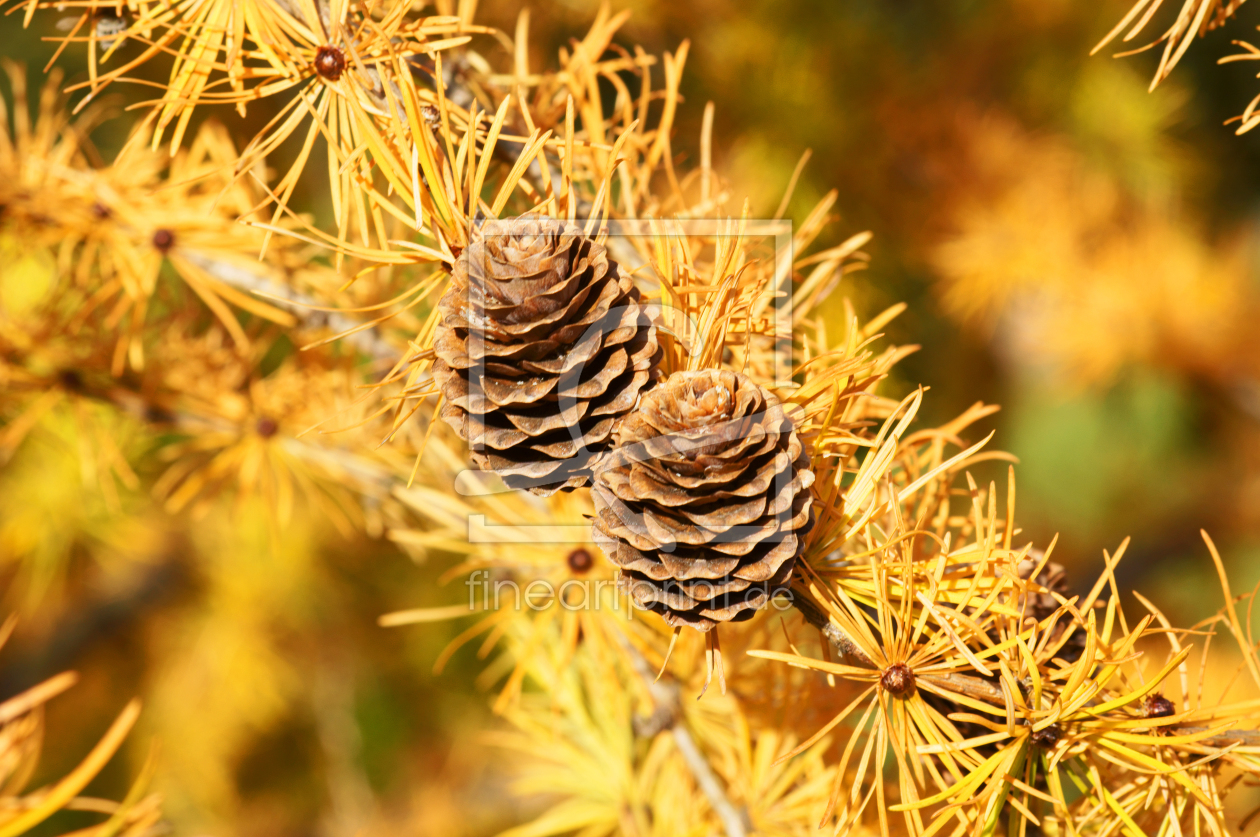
[314,45,347,81]
[1031,724,1061,749]
[152,228,175,253]
[1143,693,1176,719]
[880,663,916,699]
[566,548,593,574]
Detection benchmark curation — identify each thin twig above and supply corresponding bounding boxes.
[1179,727,1260,749]
[183,251,400,361]
[618,634,750,837]
[43,369,400,497]
[793,595,870,663]
[793,596,1008,704]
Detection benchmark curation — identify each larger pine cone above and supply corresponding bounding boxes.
[433,221,660,494]
[591,369,814,631]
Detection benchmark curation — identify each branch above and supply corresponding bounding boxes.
[183,251,401,361]
[1179,727,1260,750]
[51,371,400,498]
[618,634,751,837]
[793,594,870,663]
[793,595,1008,705]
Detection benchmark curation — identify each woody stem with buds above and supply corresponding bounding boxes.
[792,594,1008,704]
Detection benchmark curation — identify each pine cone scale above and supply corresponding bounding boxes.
[588,368,654,417]
[656,548,744,580]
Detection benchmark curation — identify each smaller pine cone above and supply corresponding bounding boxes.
[433,220,660,494]
[592,369,814,631]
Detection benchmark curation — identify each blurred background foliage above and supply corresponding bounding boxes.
[3,0,1260,834]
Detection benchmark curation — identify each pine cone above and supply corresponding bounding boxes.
[432,220,660,494]
[1016,554,1070,625]
[1015,554,1085,663]
[591,369,814,631]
